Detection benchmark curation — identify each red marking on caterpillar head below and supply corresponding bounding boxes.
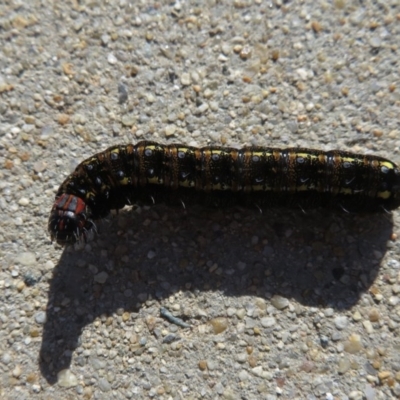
[48,194,95,245]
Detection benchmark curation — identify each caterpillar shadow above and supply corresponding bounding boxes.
[39,206,393,384]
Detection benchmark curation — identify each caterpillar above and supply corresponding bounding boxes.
[48,140,400,245]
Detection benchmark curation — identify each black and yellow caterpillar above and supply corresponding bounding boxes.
[48,141,400,245]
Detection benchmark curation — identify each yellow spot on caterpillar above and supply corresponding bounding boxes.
[264,151,274,159]
[339,188,353,195]
[148,177,162,185]
[252,151,264,159]
[179,180,195,188]
[85,191,96,200]
[341,157,357,163]
[119,177,130,185]
[296,152,318,160]
[380,161,395,170]
[250,185,264,191]
[296,185,309,191]
[377,191,391,199]
[83,157,97,166]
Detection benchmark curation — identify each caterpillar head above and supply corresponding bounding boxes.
[48,194,96,245]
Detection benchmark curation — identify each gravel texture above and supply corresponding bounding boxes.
[1,1,400,399]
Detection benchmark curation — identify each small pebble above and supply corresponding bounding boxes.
[392,383,400,397]
[147,250,156,259]
[352,311,362,321]
[369,36,382,48]
[57,114,70,125]
[270,295,289,310]
[165,125,176,137]
[368,308,380,322]
[210,317,228,334]
[239,45,252,60]
[122,312,130,322]
[378,370,392,382]
[363,320,374,334]
[320,336,329,348]
[23,272,40,286]
[296,68,308,80]
[348,391,363,400]
[207,359,216,370]
[14,217,23,226]
[167,113,177,122]
[300,360,315,373]
[1,353,12,365]
[236,354,248,364]
[334,316,349,330]
[392,284,400,294]
[34,311,47,325]
[11,269,19,278]
[251,366,264,377]
[198,360,207,371]
[238,370,249,381]
[107,53,117,64]
[196,103,209,114]
[121,115,136,127]
[388,296,399,306]
[287,120,298,133]
[57,369,78,388]
[344,334,363,354]
[324,308,334,317]
[338,358,351,374]
[94,271,108,284]
[33,161,46,173]
[180,73,191,86]
[32,384,41,393]
[12,365,22,378]
[98,377,111,392]
[101,34,110,45]
[260,317,276,328]
[118,83,128,104]
[163,333,178,344]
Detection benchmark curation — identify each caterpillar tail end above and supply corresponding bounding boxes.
[383,167,400,212]
[48,194,96,246]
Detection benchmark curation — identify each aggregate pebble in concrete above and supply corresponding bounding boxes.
[1,1,400,399]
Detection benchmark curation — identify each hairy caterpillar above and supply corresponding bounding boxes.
[48,141,400,245]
